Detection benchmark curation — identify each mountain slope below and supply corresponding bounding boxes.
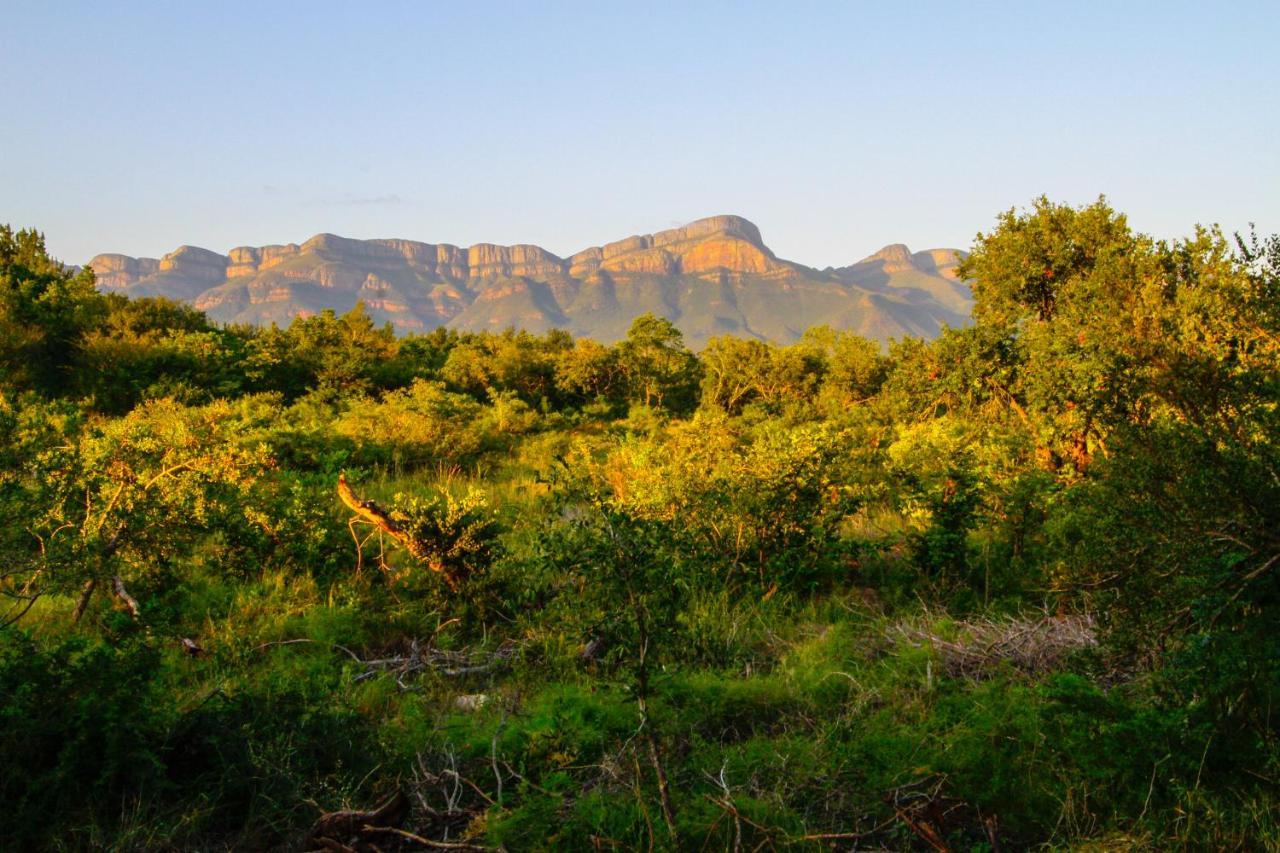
[88,216,970,346]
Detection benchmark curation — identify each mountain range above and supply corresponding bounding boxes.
[87,215,970,347]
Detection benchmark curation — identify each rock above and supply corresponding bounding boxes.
[454,693,488,712]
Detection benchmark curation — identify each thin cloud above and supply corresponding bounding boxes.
[258,186,406,206]
[311,192,407,207]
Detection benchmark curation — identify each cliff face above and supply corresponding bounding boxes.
[158,246,228,283]
[88,254,160,289]
[86,215,970,346]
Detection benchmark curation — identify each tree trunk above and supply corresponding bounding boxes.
[71,578,96,624]
[638,694,678,840]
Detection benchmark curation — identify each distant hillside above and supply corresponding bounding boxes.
[88,215,970,346]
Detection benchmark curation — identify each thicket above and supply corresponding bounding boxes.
[0,199,1277,850]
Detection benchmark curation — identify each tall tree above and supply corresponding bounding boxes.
[0,225,105,393]
[615,313,700,412]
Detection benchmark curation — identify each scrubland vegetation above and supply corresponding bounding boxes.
[1,197,1278,850]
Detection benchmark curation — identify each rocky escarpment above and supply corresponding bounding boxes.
[158,246,227,283]
[832,243,971,315]
[568,216,785,278]
[89,254,160,289]
[835,243,964,280]
[87,215,971,346]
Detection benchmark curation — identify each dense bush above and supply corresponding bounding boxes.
[1,203,1278,848]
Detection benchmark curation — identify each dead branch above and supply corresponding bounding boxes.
[404,752,492,849]
[880,774,998,852]
[707,763,743,853]
[363,826,485,849]
[111,575,141,619]
[338,473,457,587]
[253,637,364,662]
[256,636,519,687]
[307,790,410,849]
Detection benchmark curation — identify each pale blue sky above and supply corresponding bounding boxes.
[2,1,1277,267]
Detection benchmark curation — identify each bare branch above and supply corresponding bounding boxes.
[111,575,141,620]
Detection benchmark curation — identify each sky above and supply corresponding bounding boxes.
[2,1,1278,268]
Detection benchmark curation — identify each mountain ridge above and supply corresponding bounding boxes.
[88,215,971,346]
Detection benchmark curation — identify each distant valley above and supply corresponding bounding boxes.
[89,215,970,346]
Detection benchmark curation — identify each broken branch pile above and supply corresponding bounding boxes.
[894,612,1095,679]
[255,637,520,689]
[351,638,521,688]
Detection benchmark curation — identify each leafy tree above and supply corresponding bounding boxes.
[586,414,861,589]
[440,329,568,407]
[388,486,497,591]
[554,337,624,405]
[389,326,459,384]
[333,379,486,472]
[962,195,1137,327]
[278,303,399,396]
[1047,229,1280,743]
[531,488,689,840]
[0,225,106,393]
[700,335,774,414]
[616,313,701,412]
[957,197,1153,471]
[16,398,272,628]
[799,325,887,408]
[78,297,249,412]
[699,335,824,414]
